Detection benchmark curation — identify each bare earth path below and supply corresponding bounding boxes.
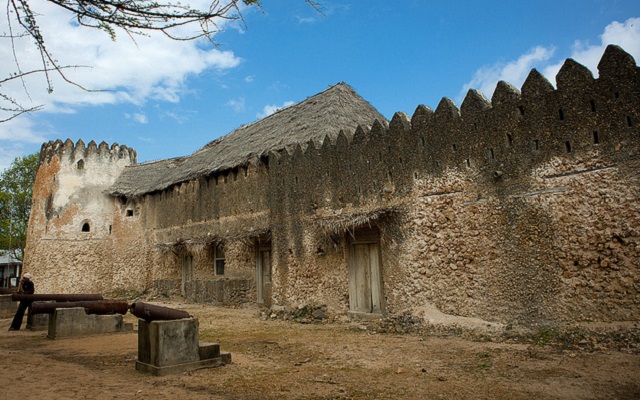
[1,302,639,400]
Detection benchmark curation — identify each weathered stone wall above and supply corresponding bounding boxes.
[266,46,640,325]
[136,163,269,301]
[23,139,150,293]
[25,46,639,327]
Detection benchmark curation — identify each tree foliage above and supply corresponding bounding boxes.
[0,153,39,261]
[1,0,321,122]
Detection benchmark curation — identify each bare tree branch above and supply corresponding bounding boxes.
[1,0,322,123]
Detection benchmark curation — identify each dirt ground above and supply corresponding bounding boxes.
[1,301,639,400]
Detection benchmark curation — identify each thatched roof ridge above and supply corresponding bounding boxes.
[110,83,387,196]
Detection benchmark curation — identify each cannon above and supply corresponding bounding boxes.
[130,302,190,322]
[30,300,129,315]
[12,293,104,302]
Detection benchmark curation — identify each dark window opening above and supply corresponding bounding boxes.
[294,176,298,184]
[518,106,525,115]
[614,91,620,99]
[627,116,633,127]
[489,148,495,160]
[379,152,383,161]
[533,139,540,151]
[435,161,441,168]
[81,223,90,232]
[465,159,471,168]
[590,99,596,112]
[421,137,426,147]
[506,133,513,147]
[452,144,457,152]
[215,244,225,276]
[387,170,392,181]
[559,109,565,120]
[109,225,112,235]
[414,172,418,179]
[398,157,403,164]
[565,141,572,153]
[126,209,134,217]
[77,159,84,170]
[593,131,599,144]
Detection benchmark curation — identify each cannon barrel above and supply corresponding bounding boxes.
[12,294,103,302]
[129,302,190,322]
[30,300,129,315]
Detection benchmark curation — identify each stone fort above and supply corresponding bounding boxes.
[24,45,640,327]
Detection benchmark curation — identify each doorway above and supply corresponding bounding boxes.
[256,243,272,306]
[181,253,193,297]
[348,228,384,315]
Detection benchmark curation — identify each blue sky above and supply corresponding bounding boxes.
[1,0,639,170]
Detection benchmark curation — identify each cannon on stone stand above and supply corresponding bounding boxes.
[9,293,105,331]
[130,302,231,376]
[8,294,231,375]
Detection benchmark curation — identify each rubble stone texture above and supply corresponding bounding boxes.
[24,45,640,327]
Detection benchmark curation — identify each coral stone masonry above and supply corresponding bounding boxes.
[24,45,640,328]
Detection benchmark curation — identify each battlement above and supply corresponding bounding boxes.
[39,139,137,166]
[272,45,639,191]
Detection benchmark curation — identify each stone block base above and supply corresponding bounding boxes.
[47,308,133,339]
[0,295,16,319]
[27,313,49,331]
[135,351,231,376]
[136,318,230,376]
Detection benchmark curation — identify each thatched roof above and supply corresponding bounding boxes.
[110,83,387,197]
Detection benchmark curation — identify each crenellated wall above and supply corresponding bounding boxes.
[25,45,640,326]
[264,45,640,325]
[23,139,149,293]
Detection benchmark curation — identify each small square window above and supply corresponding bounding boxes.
[126,209,134,217]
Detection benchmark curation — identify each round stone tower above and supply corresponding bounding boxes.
[23,139,137,293]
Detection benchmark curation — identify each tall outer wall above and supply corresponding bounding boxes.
[266,46,640,326]
[23,46,640,327]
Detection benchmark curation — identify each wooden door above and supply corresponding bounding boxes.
[348,242,383,314]
[181,254,193,297]
[256,248,272,306]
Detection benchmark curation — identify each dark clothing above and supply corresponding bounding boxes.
[9,300,32,330]
[9,278,35,330]
[21,280,34,294]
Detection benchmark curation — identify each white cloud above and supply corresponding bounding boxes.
[543,17,640,82]
[226,97,246,112]
[460,46,556,101]
[257,101,294,119]
[125,112,149,124]
[164,111,192,124]
[0,0,244,166]
[461,17,640,101]
[244,75,254,83]
[296,16,317,24]
[0,118,47,171]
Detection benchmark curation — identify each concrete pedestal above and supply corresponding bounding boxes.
[47,307,133,339]
[0,295,16,319]
[135,318,231,376]
[27,313,49,331]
